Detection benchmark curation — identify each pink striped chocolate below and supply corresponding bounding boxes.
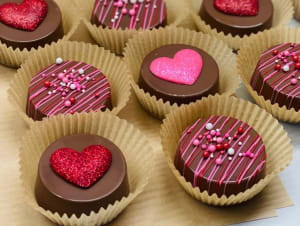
[91,0,167,30]
[26,59,112,120]
[174,115,266,197]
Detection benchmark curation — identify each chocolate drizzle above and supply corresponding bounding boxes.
[175,116,266,197]
[91,0,167,30]
[251,43,300,111]
[26,60,112,121]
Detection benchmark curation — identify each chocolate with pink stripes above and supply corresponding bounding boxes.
[26,59,112,121]
[91,0,167,30]
[251,43,300,111]
[175,115,266,197]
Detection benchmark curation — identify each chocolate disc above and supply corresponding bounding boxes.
[91,0,167,30]
[139,44,219,105]
[35,134,130,217]
[175,116,266,197]
[251,43,300,111]
[0,0,64,50]
[200,0,273,37]
[26,59,112,121]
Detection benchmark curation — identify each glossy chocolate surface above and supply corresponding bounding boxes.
[0,0,63,50]
[91,0,167,30]
[139,44,219,105]
[251,43,300,111]
[26,60,112,121]
[35,134,129,217]
[175,116,266,197]
[200,0,273,37]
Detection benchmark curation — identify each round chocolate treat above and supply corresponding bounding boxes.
[251,43,300,111]
[175,115,266,197]
[0,0,64,50]
[138,44,219,105]
[200,0,273,37]
[91,0,167,30]
[35,134,130,217]
[26,58,112,121]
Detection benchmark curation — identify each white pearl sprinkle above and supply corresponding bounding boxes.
[216,129,220,132]
[82,89,86,93]
[48,91,52,95]
[228,137,232,140]
[228,157,232,161]
[138,0,144,2]
[238,141,242,146]
[275,59,279,63]
[227,148,235,156]
[63,69,67,73]
[56,57,63,65]
[70,84,76,90]
[213,137,217,141]
[210,154,214,159]
[298,76,300,80]
[72,69,75,73]
[205,123,213,130]
[282,65,290,72]
[154,4,157,8]
[86,76,90,81]
[130,0,137,3]
[111,19,115,23]
[79,69,85,75]
[52,90,56,93]
[114,16,118,19]
[239,153,243,157]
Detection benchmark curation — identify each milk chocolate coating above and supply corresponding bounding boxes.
[175,116,266,197]
[0,0,64,50]
[91,0,167,30]
[138,44,219,105]
[251,43,300,111]
[26,60,112,121]
[200,0,273,37]
[35,135,129,217]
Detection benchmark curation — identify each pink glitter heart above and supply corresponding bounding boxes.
[150,49,203,85]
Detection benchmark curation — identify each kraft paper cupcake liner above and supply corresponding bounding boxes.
[294,0,300,20]
[161,94,293,206]
[19,112,153,225]
[123,26,239,120]
[72,0,191,55]
[191,0,294,50]
[237,26,300,123]
[7,41,131,126]
[0,0,80,68]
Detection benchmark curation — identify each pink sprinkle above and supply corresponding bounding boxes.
[64,100,71,107]
[204,131,209,136]
[242,153,247,157]
[134,3,139,8]
[73,79,77,82]
[225,133,229,138]
[62,92,66,96]
[250,153,254,158]
[77,88,81,91]
[291,78,297,85]
[201,144,207,150]
[207,135,212,140]
[42,73,46,77]
[117,1,123,7]
[208,144,216,153]
[129,9,136,16]
[284,50,290,56]
[122,8,128,14]
[210,130,216,136]
[58,73,64,80]
[198,135,203,139]
[193,139,200,146]
[216,158,223,165]
[62,78,69,83]
[82,85,86,89]
[283,59,288,63]
[292,52,296,56]
[216,131,221,137]
[216,137,223,144]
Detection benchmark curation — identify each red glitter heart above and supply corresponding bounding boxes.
[214,0,258,16]
[0,0,48,31]
[50,145,112,188]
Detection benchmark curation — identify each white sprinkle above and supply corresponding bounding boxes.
[227,148,235,156]
[282,65,290,72]
[213,137,217,141]
[70,84,76,90]
[205,123,213,130]
[114,15,118,19]
[82,89,86,93]
[216,129,220,132]
[138,0,144,2]
[210,154,214,159]
[85,76,90,81]
[63,69,67,73]
[130,0,137,3]
[79,69,84,75]
[239,153,243,157]
[48,91,52,95]
[154,4,157,8]
[56,57,63,65]
[111,19,115,23]
[238,141,243,146]
[228,137,232,140]
[228,157,232,161]
[72,69,75,73]
[275,59,279,63]
[298,76,300,80]
[52,90,56,93]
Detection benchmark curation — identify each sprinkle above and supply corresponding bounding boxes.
[208,144,216,153]
[79,69,85,75]
[238,141,243,146]
[239,153,243,157]
[227,148,235,156]
[228,157,232,161]
[205,123,213,130]
[210,154,214,159]
[64,100,71,107]
[216,158,222,165]
[70,84,76,90]
[56,57,63,65]
[282,65,290,72]
[193,139,200,146]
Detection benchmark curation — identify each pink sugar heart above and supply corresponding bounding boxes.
[150,49,203,85]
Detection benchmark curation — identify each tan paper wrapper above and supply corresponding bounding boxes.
[0,0,81,68]
[7,41,131,126]
[71,0,191,55]
[161,94,293,206]
[237,26,300,123]
[190,0,294,50]
[123,26,240,119]
[19,112,152,225]
[0,63,294,224]
[294,0,300,20]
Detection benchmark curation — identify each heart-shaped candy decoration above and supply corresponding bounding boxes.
[0,0,48,31]
[214,0,258,16]
[50,145,112,188]
[150,49,203,85]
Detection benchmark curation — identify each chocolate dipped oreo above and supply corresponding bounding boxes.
[199,0,273,37]
[175,115,266,197]
[91,0,167,30]
[138,44,219,105]
[251,43,300,111]
[26,58,112,121]
[0,0,64,50]
[35,134,130,217]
